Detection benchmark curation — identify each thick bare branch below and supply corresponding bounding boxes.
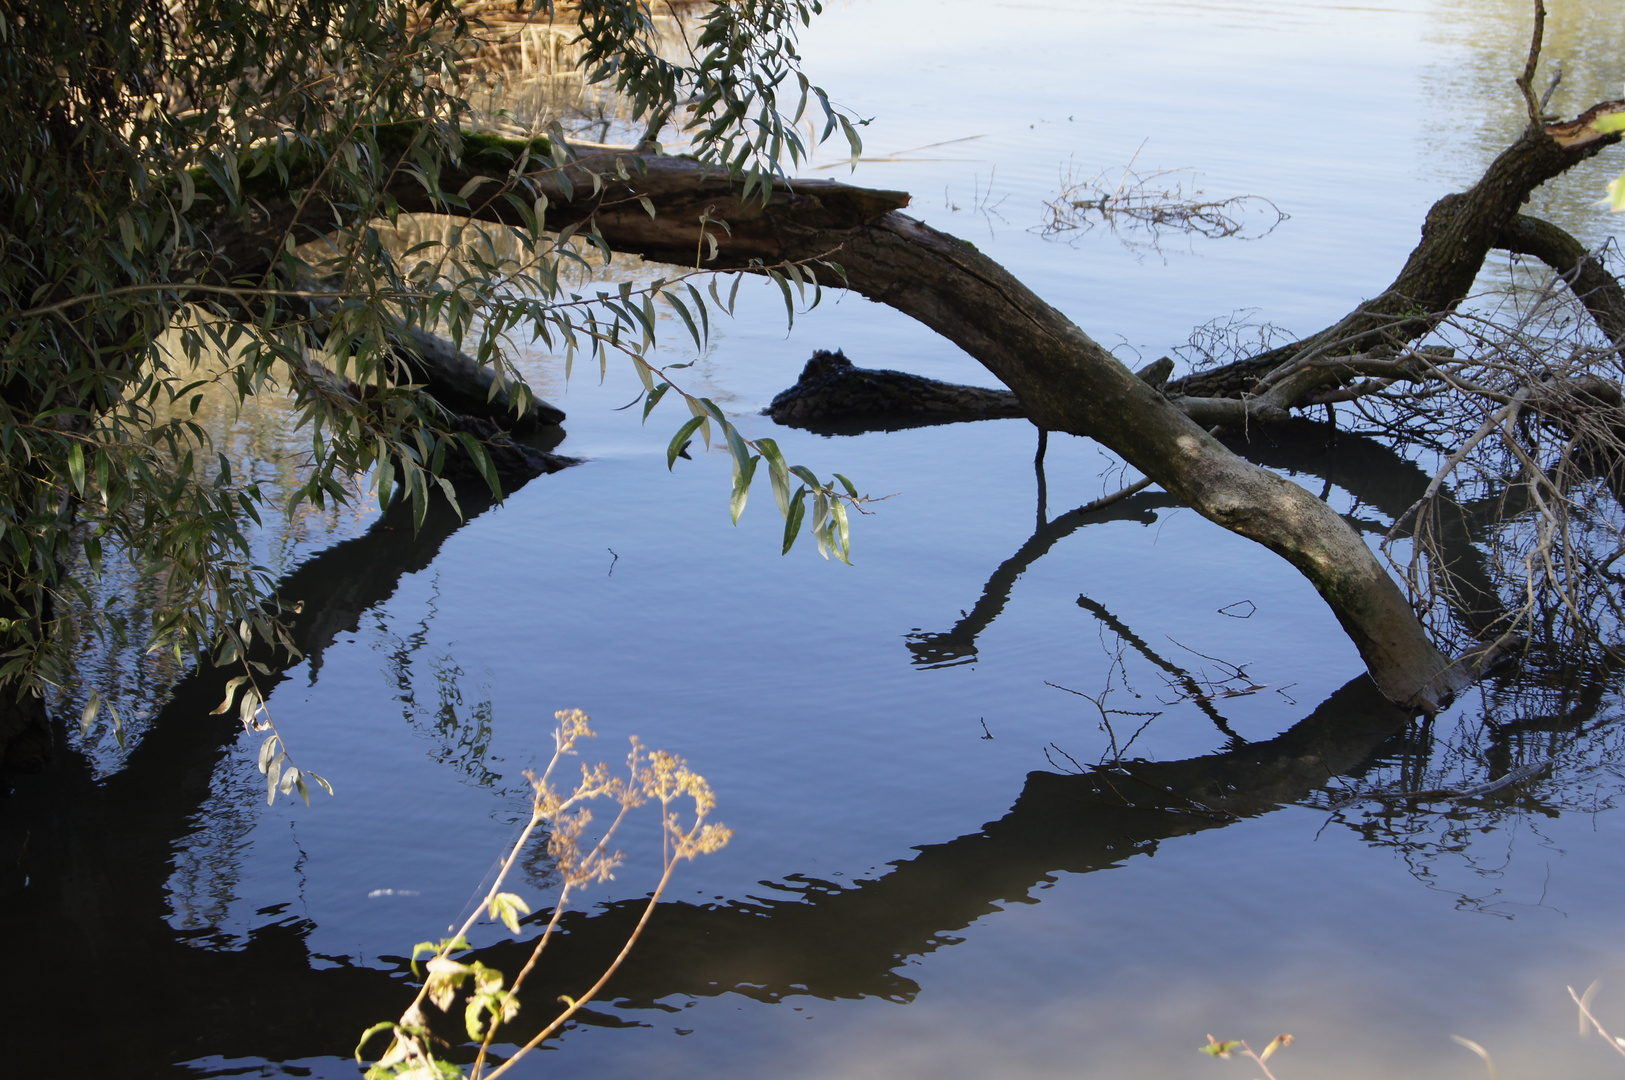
[1496,213,1625,348]
[1170,100,1625,404]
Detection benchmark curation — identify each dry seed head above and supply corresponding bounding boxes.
[531,779,563,817]
[679,769,716,817]
[640,748,684,803]
[675,821,733,860]
[573,760,619,801]
[575,846,625,887]
[547,806,592,878]
[553,708,594,753]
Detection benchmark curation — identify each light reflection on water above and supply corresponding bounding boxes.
[7,1,1625,1078]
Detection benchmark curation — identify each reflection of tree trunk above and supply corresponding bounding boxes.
[0,630,1586,1070]
[444,676,1414,1036]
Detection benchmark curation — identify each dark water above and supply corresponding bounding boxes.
[7,1,1625,1077]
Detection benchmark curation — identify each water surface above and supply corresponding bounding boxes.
[7,2,1625,1078]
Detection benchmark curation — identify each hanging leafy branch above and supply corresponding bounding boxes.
[0,0,866,734]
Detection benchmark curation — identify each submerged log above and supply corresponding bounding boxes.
[393,321,565,434]
[765,349,1025,430]
[438,415,579,486]
[288,272,566,433]
[765,350,1271,434]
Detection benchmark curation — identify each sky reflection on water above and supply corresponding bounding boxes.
[8,1,1625,1078]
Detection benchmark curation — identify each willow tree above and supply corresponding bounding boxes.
[0,0,864,768]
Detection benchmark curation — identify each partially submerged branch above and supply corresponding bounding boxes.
[180,88,1625,711]
[1040,159,1288,244]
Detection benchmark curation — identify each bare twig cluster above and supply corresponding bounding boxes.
[1040,157,1288,246]
[1331,255,1625,662]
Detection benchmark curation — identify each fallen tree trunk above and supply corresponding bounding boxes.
[407,144,1466,710]
[765,349,1025,430]
[194,138,1454,709]
[190,104,1625,711]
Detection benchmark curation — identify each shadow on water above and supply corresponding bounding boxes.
[1,621,1419,1071]
[1,420,1620,1073]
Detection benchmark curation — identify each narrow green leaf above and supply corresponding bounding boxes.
[665,291,704,351]
[813,491,831,559]
[79,690,100,736]
[456,175,493,200]
[782,489,807,554]
[730,454,759,523]
[67,442,85,496]
[724,422,752,475]
[239,686,261,728]
[212,675,250,715]
[641,382,670,421]
[257,734,281,774]
[266,753,284,804]
[456,432,502,500]
[698,397,728,425]
[667,415,705,469]
[771,271,795,330]
[831,499,852,564]
[687,282,710,341]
